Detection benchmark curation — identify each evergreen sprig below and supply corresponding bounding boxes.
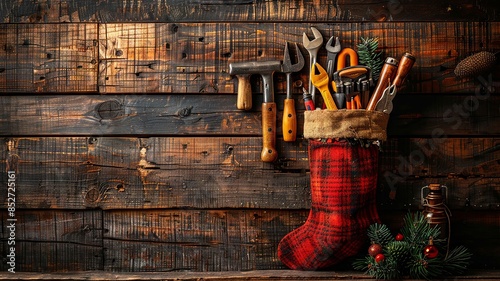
[357,37,384,82]
[366,223,393,246]
[353,211,472,280]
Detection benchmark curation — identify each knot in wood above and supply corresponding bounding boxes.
[177,106,193,118]
[96,100,122,120]
[84,188,100,204]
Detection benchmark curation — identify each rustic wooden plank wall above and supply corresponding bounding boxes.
[0,0,499,274]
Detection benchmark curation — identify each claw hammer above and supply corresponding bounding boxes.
[229,60,282,162]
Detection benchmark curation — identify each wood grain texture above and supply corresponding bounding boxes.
[0,23,98,93]
[0,0,499,274]
[1,137,498,210]
[0,210,103,272]
[1,270,500,280]
[2,22,498,93]
[102,209,306,271]
[0,0,498,23]
[0,210,496,273]
[1,94,499,136]
[96,22,500,94]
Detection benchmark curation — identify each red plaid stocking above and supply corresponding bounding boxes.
[277,139,381,270]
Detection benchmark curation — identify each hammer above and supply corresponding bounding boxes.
[229,60,282,162]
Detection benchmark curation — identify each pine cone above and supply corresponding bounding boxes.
[454,51,497,78]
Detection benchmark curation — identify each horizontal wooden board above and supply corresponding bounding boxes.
[0,210,103,272]
[1,94,499,136]
[0,0,498,23]
[0,209,497,273]
[97,22,500,94]
[102,209,304,271]
[1,22,499,93]
[0,270,499,280]
[0,23,98,93]
[1,137,498,210]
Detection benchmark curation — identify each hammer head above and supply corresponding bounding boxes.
[229,60,282,75]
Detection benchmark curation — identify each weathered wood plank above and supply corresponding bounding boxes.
[102,210,500,272]
[1,0,498,23]
[1,94,499,136]
[0,23,98,93]
[0,209,496,273]
[1,137,498,210]
[97,22,500,94]
[0,137,310,209]
[0,210,103,272]
[1,22,498,93]
[102,209,305,271]
[0,270,499,280]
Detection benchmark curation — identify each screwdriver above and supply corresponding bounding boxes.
[393,53,416,91]
[302,88,315,110]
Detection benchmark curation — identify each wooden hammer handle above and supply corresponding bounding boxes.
[236,74,252,110]
[261,102,278,162]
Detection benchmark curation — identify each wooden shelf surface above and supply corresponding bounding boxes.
[0,270,499,281]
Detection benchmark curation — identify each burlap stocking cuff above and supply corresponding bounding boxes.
[303,109,389,141]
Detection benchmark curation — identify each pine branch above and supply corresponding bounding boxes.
[442,246,473,276]
[353,211,472,280]
[367,223,393,246]
[408,252,444,279]
[401,212,441,250]
[357,37,384,82]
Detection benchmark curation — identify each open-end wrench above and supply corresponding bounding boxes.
[282,42,305,142]
[325,36,341,81]
[303,27,323,103]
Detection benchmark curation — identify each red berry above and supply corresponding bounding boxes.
[368,243,383,257]
[395,233,404,241]
[375,253,385,263]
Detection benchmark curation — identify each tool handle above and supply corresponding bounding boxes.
[236,74,252,110]
[261,102,278,162]
[282,99,297,142]
[366,57,398,111]
[393,53,416,90]
[337,48,359,69]
[320,89,338,110]
[303,89,315,110]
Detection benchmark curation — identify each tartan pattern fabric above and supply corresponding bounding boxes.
[277,139,381,270]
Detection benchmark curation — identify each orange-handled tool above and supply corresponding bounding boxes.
[393,53,416,90]
[336,48,359,69]
[261,101,278,162]
[282,42,305,142]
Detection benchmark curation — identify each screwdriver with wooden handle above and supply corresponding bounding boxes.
[393,53,416,90]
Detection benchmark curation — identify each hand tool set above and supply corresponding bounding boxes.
[228,26,415,162]
[302,27,415,114]
[277,28,416,271]
[229,42,305,162]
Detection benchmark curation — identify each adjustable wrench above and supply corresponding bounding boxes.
[303,27,323,103]
[325,36,341,81]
